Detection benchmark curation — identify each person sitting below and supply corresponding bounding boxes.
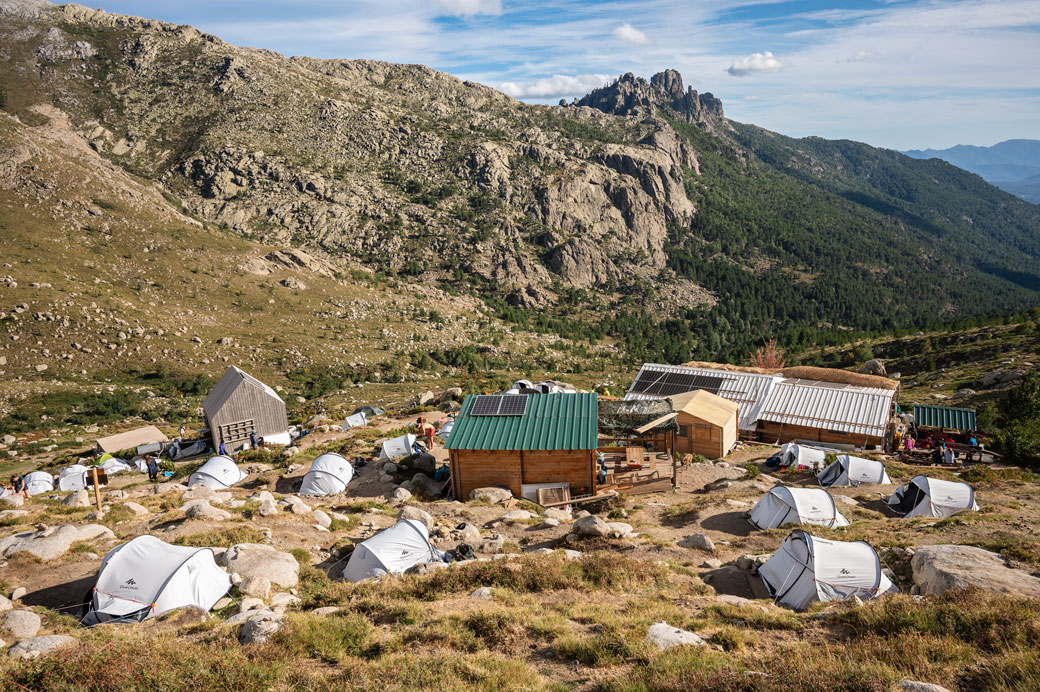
[10,474,30,498]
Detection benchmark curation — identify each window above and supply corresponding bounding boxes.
[678,425,690,438]
[693,423,712,440]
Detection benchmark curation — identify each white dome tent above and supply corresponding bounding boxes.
[342,412,367,430]
[23,471,54,496]
[379,434,417,461]
[818,454,892,487]
[82,535,231,625]
[436,419,454,441]
[299,453,354,496]
[58,464,104,491]
[886,475,978,518]
[748,487,850,530]
[342,519,442,582]
[187,455,248,490]
[758,530,898,610]
[778,443,829,470]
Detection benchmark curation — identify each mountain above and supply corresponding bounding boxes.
[2,0,1040,370]
[904,139,1040,203]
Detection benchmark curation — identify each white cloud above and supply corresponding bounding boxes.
[612,23,651,45]
[498,73,613,99]
[726,50,785,76]
[844,49,878,62]
[434,0,502,17]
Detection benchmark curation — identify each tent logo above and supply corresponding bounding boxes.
[122,578,139,590]
[839,568,851,576]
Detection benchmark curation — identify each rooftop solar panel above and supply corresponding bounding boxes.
[631,368,727,397]
[470,394,529,416]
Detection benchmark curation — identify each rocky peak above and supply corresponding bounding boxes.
[575,69,725,129]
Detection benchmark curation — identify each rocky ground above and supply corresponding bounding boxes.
[1,401,1038,690]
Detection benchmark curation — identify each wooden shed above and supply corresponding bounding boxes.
[667,389,739,459]
[446,393,598,503]
[203,366,288,452]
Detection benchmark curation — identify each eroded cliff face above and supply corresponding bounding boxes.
[0,1,717,309]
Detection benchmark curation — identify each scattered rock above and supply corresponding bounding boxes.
[240,575,271,600]
[500,510,533,522]
[7,634,77,660]
[832,495,858,506]
[223,544,300,588]
[646,621,706,650]
[181,485,225,503]
[122,502,149,516]
[1,495,24,508]
[605,522,634,538]
[469,587,493,600]
[679,533,715,552]
[897,681,952,692]
[572,515,610,537]
[536,518,561,529]
[62,490,91,507]
[2,610,41,639]
[270,592,300,608]
[183,500,232,521]
[724,499,749,508]
[0,524,113,561]
[398,505,435,531]
[860,359,886,376]
[406,561,449,575]
[702,559,723,569]
[312,606,340,616]
[0,595,11,613]
[238,597,265,613]
[312,509,332,529]
[213,597,233,610]
[392,487,412,502]
[543,508,572,522]
[239,611,284,644]
[469,487,513,504]
[911,545,1040,597]
[10,587,26,601]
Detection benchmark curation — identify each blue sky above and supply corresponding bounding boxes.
[91,1,1040,149]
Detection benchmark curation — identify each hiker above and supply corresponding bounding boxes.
[417,417,436,449]
[219,442,227,456]
[145,455,160,481]
[249,430,259,449]
[179,423,186,440]
[902,435,915,458]
[8,474,29,498]
[944,445,956,465]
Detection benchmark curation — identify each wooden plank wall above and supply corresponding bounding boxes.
[522,450,593,497]
[451,449,594,501]
[676,412,723,458]
[755,421,882,449]
[208,382,289,447]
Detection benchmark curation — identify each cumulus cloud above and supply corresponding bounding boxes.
[498,73,612,99]
[726,51,785,76]
[434,0,502,17]
[612,23,651,45]
[844,49,878,62]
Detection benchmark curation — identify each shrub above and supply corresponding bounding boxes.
[741,461,760,479]
[274,612,372,663]
[173,527,265,547]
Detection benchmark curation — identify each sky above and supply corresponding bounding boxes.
[89,0,1040,150]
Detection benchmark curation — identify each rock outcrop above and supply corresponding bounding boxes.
[911,545,1040,597]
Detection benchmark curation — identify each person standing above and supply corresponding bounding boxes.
[417,417,436,449]
[179,423,186,440]
[249,430,259,449]
[219,441,227,456]
[145,455,159,482]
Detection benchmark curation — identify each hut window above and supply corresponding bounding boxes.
[678,425,690,438]
[693,423,712,439]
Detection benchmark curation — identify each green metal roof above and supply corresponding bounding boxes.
[913,404,977,431]
[445,393,598,451]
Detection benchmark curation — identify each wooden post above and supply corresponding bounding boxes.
[90,467,103,513]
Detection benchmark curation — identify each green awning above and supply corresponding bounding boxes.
[912,404,977,431]
[446,393,598,451]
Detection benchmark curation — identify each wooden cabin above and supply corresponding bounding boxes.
[203,366,288,452]
[667,389,738,459]
[446,393,598,503]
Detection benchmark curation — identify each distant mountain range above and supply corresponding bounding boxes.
[904,140,1040,204]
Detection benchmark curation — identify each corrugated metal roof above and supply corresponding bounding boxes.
[626,363,779,431]
[913,404,977,431]
[758,380,895,436]
[203,366,283,417]
[446,393,598,451]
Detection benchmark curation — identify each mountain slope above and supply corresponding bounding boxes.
[2,1,1039,366]
[904,139,1040,203]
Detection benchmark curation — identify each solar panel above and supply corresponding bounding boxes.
[470,394,528,416]
[631,369,728,397]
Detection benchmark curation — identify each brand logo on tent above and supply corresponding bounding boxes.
[838,568,851,576]
[122,578,139,591]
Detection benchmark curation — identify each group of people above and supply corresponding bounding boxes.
[897,429,982,465]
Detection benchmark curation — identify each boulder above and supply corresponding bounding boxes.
[646,622,706,650]
[2,610,41,639]
[911,545,1040,597]
[62,490,91,507]
[536,518,561,529]
[543,508,572,522]
[181,485,224,503]
[410,470,439,492]
[313,607,341,617]
[392,487,412,502]
[239,611,284,644]
[0,524,113,561]
[458,523,481,541]
[470,587,493,600]
[249,491,275,504]
[122,502,149,516]
[477,536,505,554]
[239,575,271,600]
[0,595,11,613]
[416,390,436,407]
[440,387,463,403]
[605,522,634,538]
[572,515,610,537]
[312,510,332,529]
[238,597,265,613]
[7,634,77,660]
[406,561,449,576]
[679,533,715,552]
[860,359,886,376]
[183,500,232,521]
[470,487,512,504]
[897,682,952,692]
[500,510,533,522]
[258,499,278,517]
[223,544,300,588]
[832,495,858,506]
[398,506,435,531]
[1,495,24,508]
[270,592,300,608]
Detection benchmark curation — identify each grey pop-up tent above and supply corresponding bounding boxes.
[886,475,978,518]
[83,535,230,625]
[748,487,849,530]
[379,434,418,461]
[187,455,248,490]
[341,519,442,582]
[757,530,898,610]
[300,453,354,496]
[818,454,891,487]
